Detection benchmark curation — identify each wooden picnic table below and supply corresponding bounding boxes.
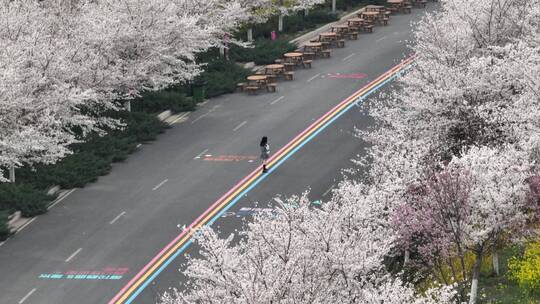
[284,52,303,59]
[319,32,337,42]
[387,0,403,4]
[360,11,380,18]
[247,75,268,83]
[265,64,285,74]
[331,24,350,34]
[348,17,365,26]
[304,42,322,48]
[365,5,385,11]
[304,42,323,52]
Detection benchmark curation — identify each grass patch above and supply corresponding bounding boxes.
[478,246,540,304]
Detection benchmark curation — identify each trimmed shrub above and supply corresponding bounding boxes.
[0,211,9,241]
[0,184,51,217]
[229,39,298,65]
[133,90,196,114]
[198,59,251,98]
[17,111,167,190]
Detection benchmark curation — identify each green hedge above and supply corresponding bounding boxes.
[0,211,10,241]
[229,39,298,65]
[198,59,251,98]
[132,90,196,114]
[0,184,51,217]
[17,111,167,190]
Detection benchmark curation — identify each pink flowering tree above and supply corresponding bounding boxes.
[392,146,538,303]
[160,189,457,304]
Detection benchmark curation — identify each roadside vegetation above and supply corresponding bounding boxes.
[161,1,540,304]
[0,0,383,241]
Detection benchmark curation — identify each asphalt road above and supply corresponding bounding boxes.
[0,6,433,304]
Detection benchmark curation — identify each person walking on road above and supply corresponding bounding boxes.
[260,136,270,173]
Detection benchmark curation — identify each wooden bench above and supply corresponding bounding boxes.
[309,38,320,43]
[337,39,345,48]
[236,82,246,92]
[303,52,316,60]
[302,60,313,69]
[363,25,374,33]
[382,17,389,26]
[348,31,359,40]
[245,86,259,95]
[274,59,283,64]
[266,83,277,93]
[266,74,278,83]
[284,62,295,71]
[322,49,331,58]
[403,5,412,13]
[284,71,294,80]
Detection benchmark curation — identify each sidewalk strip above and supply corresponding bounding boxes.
[109,54,416,304]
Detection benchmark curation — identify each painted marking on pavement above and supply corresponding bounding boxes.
[39,267,129,281]
[19,288,36,304]
[307,73,321,83]
[65,248,82,263]
[108,54,417,304]
[136,144,142,148]
[110,211,127,225]
[194,149,209,159]
[233,121,247,131]
[203,155,257,162]
[376,36,387,42]
[328,73,368,79]
[15,217,37,234]
[169,112,190,125]
[342,53,356,61]
[48,188,76,210]
[323,184,334,197]
[152,179,168,191]
[191,113,208,124]
[0,241,5,247]
[270,96,285,105]
[191,105,220,124]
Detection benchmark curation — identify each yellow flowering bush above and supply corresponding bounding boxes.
[508,241,540,295]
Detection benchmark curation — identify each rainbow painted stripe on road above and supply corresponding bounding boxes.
[109,54,416,304]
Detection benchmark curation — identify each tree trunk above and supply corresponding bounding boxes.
[247,28,253,42]
[278,14,284,32]
[469,253,483,304]
[492,250,499,275]
[305,8,309,16]
[403,250,410,266]
[124,100,131,112]
[332,0,336,13]
[9,165,15,183]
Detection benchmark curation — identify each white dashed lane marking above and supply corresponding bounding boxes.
[19,288,36,304]
[65,248,82,263]
[152,179,169,191]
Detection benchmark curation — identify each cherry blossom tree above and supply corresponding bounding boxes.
[271,0,326,32]
[359,1,540,303]
[0,0,251,181]
[160,188,457,304]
